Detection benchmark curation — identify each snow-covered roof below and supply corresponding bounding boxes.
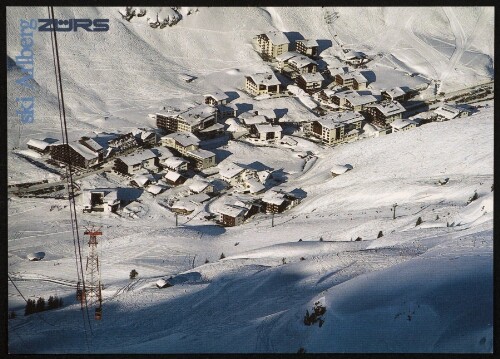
[151,146,174,159]
[187,193,210,205]
[367,101,405,117]
[226,118,248,133]
[390,118,418,129]
[434,104,462,120]
[27,252,45,261]
[256,109,276,119]
[254,124,282,133]
[218,204,247,218]
[246,178,265,194]
[383,87,406,99]
[243,115,268,126]
[163,156,189,169]
[337,71,367,83]
[200,123,225,133]
[69,143,99,160]
[146,184,166,195]
[345,94,377,106]
[162,132,200,147]
[178,105,217,126]
[344,50,366,60]
[297,39,319,48]
[132,174,155,187]
[316,112,365,129]
[289,55,317,68]
[107,132,138,147]
[331,164,353,175]
[258,170,272,183]
[262,190,286,205]
[171,200,195,212]
[275,51,299,62]
[300,72,324,83]
[247,72,281,87]
[80,138,103,152]
[188,178,211,193]
[187,148,215,159]
[82,188,119,204]
[263,30,290,45]
[219,163,246,179]
[118,149,157,166]
[204,91,229,101]
[26,139,51,150]
[164,170,183,182]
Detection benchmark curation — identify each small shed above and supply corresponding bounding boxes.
[331,164,353,177]
[27,252,45,261]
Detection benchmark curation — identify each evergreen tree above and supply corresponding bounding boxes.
[319,236,323,241]
[416,217,423,226]
[219,253,225,260]
[35,297,45,313]
[377,231,383,238]
[130,269,138,279]
[24,299,36,316]
[58,297,63,308]
[9,311,16,319]
[204,258,209,264]
[47,296,55,310]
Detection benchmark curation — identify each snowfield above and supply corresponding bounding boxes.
[7,6,493,354]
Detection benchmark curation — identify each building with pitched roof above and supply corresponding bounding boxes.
[253,30,290,59]
[245,72,283,96]
[308,111,365,145]
[365,100,406,127]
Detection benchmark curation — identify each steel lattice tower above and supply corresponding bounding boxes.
[84,226,103,320]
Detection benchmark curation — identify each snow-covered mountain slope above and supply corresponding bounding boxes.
[6,7,494,150]
[8,102,493,353]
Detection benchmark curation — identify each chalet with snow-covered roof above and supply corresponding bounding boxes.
[262,189,300,214]
[204,92,229,106]
[288,55,318,75]
[381,87,408,103]
[218,162,262,188]
[113,149,158,176]
[216,103,238,120]
[390,118,418,132]
[26,139,53,154]
[107,132,139,155]
[225,118,249,139]
[82,188,120,213]
[218,205,248,227]
[343,50,368,66]
[187,176,214,194]
[296,72,324,93]
[156,104,217,135]
[256,109,277,124]
[162,156,189,172]
[331,90,378,111]
[50,142,101,169]
[243,115,269,129]
[187,148,216,170]
[335,71,368,90]
[146,184,167,196]
[296,39,319,58]
[79,137,104,159]
[161,132,215,169]
[245,72,283,96]
[164,170,186,186]
[161,132,200,156]
[253,124,282,141]
[433,104,471,122]
[130,174,155,188]
[253,31,290,60]
[309,112,365,146]
[365,100,406,127]
[134,129,157,147]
